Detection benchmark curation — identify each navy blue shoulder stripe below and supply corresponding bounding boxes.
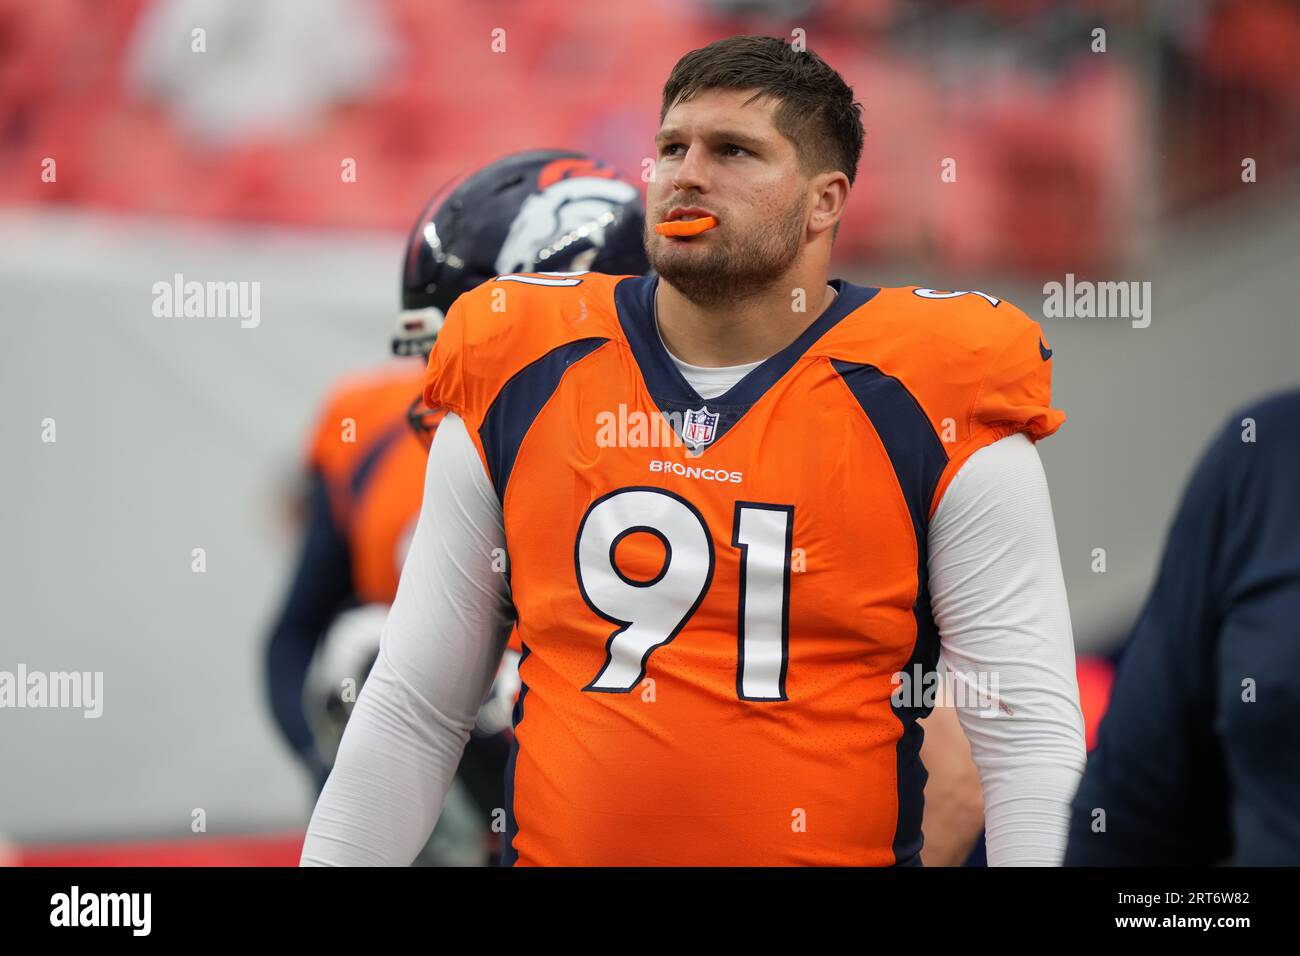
[479,337,609,501]
[830,358,948,866]
[830,360,948,533]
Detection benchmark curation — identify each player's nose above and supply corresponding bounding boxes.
[670,143,711,195]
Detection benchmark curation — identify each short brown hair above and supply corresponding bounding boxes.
[660,35,864,187]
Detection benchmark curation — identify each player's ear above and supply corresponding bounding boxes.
[808,170,849,239]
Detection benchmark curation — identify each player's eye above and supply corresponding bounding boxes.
[722,144,750,157]
[660,143,685,157]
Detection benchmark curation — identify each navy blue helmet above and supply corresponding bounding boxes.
[393,149,649,359]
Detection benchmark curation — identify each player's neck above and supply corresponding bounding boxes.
[655,273,838,368]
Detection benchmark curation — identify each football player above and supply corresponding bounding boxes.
[266,149,650,860]
[302,36,1084,866]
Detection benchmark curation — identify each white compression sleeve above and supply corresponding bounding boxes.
[300,411,512,866]
[927,432,1086,866]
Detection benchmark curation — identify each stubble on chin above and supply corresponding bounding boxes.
[643,203,805,309]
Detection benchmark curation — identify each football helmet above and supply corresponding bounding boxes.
[393,149,649,362]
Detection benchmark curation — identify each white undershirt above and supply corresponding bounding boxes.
[302,349,1085,868]
[668,352,763,398]
[654,284,832,399]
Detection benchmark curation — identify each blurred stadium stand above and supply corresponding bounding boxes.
[6,0,1295,269]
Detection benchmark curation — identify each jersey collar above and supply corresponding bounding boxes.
[614,274,879,408]
[612,274,879,453]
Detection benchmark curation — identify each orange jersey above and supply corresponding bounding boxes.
[307,361,433,604]
[425,272,1063,866]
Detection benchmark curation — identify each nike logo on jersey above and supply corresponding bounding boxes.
[1039,337,1053,361]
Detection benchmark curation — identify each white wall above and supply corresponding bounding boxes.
[0,210,404,840]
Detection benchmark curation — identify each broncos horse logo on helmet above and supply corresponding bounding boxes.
[394,149,649,359]
[395,149,650,444]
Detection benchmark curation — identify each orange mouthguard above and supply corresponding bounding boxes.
[654,215,718,236]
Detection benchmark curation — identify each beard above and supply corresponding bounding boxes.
[644,194,807,308]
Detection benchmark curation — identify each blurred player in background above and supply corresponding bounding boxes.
[1067,388,1300,865]
[266,148,651,863]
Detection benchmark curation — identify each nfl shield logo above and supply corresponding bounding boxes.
[682,406,719,448]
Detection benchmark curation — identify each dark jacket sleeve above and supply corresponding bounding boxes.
[265,470,355,784]
[1064,422,1236,865]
